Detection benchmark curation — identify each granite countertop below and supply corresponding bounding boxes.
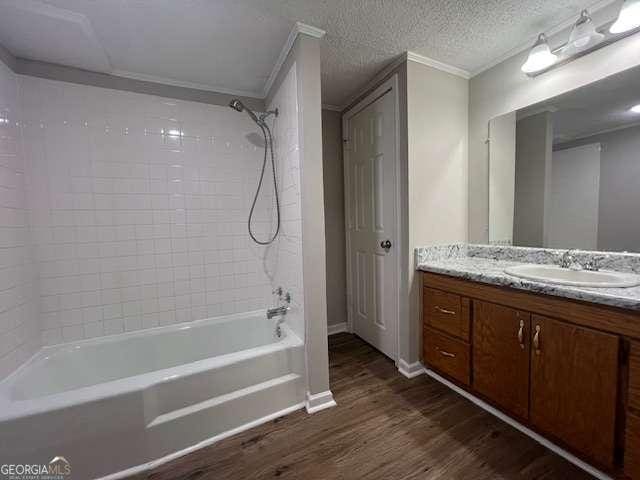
[415,244,640,311]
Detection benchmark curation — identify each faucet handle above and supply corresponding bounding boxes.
[558,249,577,269]
[584,257,602,272]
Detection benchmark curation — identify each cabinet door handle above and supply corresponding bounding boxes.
[533,325,541,354]
[517,319,525,349]
[437,348,456,358]
[435,306,456,315]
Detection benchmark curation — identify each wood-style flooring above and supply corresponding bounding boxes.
[129,333,593,480]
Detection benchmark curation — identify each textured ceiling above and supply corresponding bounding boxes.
[0,0,607,106]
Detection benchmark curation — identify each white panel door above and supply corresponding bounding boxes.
[345,84,397,360]
[547,143,601,250]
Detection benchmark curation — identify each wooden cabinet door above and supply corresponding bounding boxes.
[473,301,531,420]
[530,315,619,468]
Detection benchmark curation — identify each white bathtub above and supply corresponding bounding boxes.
[0,311,305,479]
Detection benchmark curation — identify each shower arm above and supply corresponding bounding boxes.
[259,108,279,124]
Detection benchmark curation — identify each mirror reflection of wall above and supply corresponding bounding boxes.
[488,65,640,254]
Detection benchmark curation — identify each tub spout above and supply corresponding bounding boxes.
[267,305,289,319]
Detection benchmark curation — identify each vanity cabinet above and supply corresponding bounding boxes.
[422,272,640,477]
[627,343,640,479]
[530,315,619,468]
[472,301,530,420]
[423,326,470,385]
[423,287,470,341]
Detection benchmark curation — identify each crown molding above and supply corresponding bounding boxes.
[340,53,407,113]
[296,22,327,39]
[111,69,262,98]
[469,0,619,77]
[262,22,326,98]
[406,51,471,79]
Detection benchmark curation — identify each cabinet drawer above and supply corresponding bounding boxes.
[629,342,640,412]
[423,288,470,341]
[424,326,470,386]
[626,413,640,479]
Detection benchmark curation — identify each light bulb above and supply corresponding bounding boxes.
[522,34,557,74]
[630,104,640,113]
[566,10,604,53]
[610,0,640,34]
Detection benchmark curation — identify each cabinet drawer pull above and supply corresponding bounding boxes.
[436,348,456,358]
[518,319,525,349]
[435,306,456,315]
[533,325,541,354]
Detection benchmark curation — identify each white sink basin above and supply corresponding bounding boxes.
[504,264,640,288]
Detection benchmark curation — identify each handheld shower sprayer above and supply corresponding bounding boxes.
[228,99,281,245]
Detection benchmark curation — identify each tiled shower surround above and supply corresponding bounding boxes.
[0,61,39,378]
[0,67,304,359]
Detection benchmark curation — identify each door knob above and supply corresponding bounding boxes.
[380,240,392,251]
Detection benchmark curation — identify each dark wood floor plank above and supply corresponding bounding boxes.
[129,333,593,480]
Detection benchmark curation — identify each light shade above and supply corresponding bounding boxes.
[610,0,640,34]
[521,34,557,74]
[565,10,604,54]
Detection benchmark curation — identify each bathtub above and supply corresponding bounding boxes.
[0,311,305,479]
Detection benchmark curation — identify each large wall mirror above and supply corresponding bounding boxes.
[489,64,640,253]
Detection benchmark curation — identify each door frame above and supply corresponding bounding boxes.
[342,74,401,363]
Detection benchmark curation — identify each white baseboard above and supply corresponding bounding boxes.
[397,359,426,378]
[99,402,305,480]
[305,390,337,414]
[424,368,611,480]
[327,322,348,336]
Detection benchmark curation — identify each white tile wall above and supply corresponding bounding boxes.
[0,62,39,379]
[19,76,285,344]
[265,64,305,340]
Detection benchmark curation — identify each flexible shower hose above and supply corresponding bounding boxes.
[247,121,280,245]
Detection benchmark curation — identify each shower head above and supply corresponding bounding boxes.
[229,98,261,125]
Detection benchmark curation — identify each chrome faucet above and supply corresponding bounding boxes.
[267,305,290,319]
[558,249,579,269]
[268,289,292,338]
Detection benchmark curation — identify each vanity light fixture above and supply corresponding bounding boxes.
[524,4,640,77]
[521,34,557,74]
[565,9,604,54]
[610,0,640,33]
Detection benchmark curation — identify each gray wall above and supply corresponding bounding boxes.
[513,112,552,247]
[267,34,331,400]
[321,110,347,327]
[558,125,640,252]
[406,60,469,365]
[488,112,516,245]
